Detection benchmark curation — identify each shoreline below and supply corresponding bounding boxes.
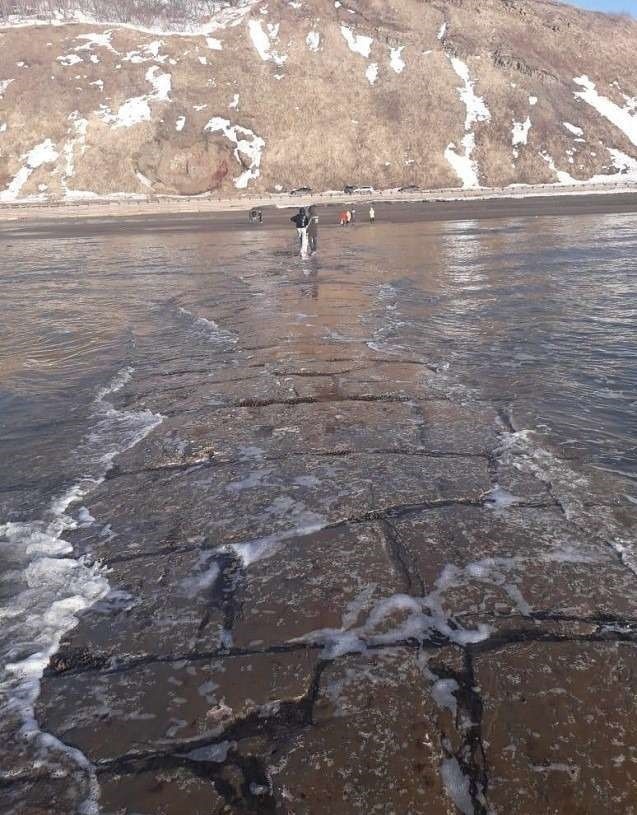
[2,182,637,226]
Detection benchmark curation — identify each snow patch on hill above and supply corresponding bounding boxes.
[445,134,479,189]
[0,138,58,201]
[541,152,575,184]
[445,56,491,188]
[248,19,287,65]
[574,75,637,147]
[62,111,88,193]
[340,25,372,58]
[366,63,379,85]
[204,116,265,188]
[541,146,637,186]
[206,36,223,50]
[98,65,171,128]
[563,121,583,136]
[58,53,83,66]
[450,56,491,131]
[306,30,320,52]
[390,46,405,74]
[76,31,117,52]
[123,40,171,64]
[512,116,531,147]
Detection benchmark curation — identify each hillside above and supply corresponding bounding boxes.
[0,0,636,200]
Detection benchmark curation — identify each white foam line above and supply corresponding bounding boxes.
[497,428,637,576]
[440,757,475,815]
[0,366,162,810]
[230,520,327,567]
[178,306,238,345]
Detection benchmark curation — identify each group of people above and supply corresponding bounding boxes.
[290,205,319,258]
[290,203,376,258]
[251,203,377,258]
[338,206,375,226]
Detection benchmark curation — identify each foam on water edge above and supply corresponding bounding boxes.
[178,306,238,347]
[497,428,637,575]
[229,517,327,567]
[0,366,163,811]
[440,757,475,815]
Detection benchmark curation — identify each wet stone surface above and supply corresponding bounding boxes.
[37,651,317,762]
[476,642,637,815]
[2,219,636,815]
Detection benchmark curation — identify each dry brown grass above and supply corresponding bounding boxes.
[0,0,636,199]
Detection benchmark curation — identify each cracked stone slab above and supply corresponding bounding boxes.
[0,708,99,815]
[413,400,500,455]
[232,523,404,649]
[37,651,316,763]
[65,454,491,561]
[96,767,227,815]
[113,397,498,475]
[112,399,432,473]
[493,460,554,505]
[268,648,457,814]
[119,368,297,417]
[476,642,637,814]
[48,548,227,665]
[391,505,637,624]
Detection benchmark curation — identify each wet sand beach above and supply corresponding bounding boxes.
[1,197,636,814]
[2,189,637,237]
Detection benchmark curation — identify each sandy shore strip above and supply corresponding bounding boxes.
[2,181,637,225]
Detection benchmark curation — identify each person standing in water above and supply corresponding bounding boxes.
[369,205,375,223]
[290,207,310,257]
[307,205,319,254]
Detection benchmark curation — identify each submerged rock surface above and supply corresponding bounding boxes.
[1,211,636,814]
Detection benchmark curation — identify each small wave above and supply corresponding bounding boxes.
[0,367,163,813]
[177,306,238,347]
[497,428,637,575]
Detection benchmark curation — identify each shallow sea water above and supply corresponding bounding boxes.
[0,209,636,811]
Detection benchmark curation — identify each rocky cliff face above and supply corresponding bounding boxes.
[0,0,636,200]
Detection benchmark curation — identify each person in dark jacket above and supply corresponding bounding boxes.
[307,205,319,254]
[290,207,310,257]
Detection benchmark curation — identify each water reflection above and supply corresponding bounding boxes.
[1,209,635,528]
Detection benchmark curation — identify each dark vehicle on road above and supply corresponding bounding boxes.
[344,185,355,194]
[290,187,312,196]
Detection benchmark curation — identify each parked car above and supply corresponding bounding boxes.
[290,187,312,195]
[343,185,355,194]
[353,186,374,194]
